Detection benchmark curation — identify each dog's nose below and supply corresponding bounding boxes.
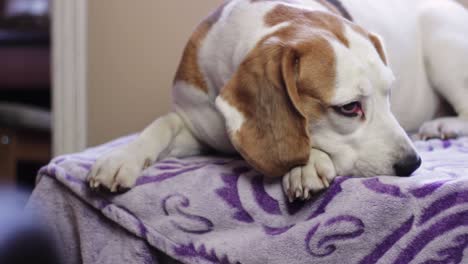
[393,154,422,177]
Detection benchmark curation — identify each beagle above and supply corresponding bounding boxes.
[88,0,468,201]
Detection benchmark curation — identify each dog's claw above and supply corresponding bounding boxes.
[321,176,330,188]
[303,188,310,200]
[282,149,337,202]
[143,158,151,169]
[295,189,301,199]
[111,182,119,193]
[91,181,100,189]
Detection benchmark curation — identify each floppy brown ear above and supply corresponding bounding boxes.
[368,32,388,65]
[215,43,311,178]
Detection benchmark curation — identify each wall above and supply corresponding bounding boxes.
[87,0,221,146]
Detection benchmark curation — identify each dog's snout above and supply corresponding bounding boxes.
[393,154,422,177]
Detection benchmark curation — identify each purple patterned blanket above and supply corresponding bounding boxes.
[27,135,468,264]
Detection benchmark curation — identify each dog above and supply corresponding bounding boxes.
[87,0,468,202]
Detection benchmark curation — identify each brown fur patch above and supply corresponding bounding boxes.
[266,3,387,66]
[294,35,336,117]
[368,33,388,65]
[220,45,309,177]
[173,2,227,93]
[219,23,336,177]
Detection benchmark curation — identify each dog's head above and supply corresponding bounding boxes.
[216,7,420,178]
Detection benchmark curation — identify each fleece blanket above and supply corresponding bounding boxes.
[27,135,468,264]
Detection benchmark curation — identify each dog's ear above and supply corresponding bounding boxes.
[368,32,388,65]
[215,42,311,177]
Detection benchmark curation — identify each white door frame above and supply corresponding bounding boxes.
[52,0,88,156]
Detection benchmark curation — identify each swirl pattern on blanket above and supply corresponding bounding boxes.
[36,136,468,264]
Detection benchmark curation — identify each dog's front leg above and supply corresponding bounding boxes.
[87,112,204,192]
[282,149,337,202]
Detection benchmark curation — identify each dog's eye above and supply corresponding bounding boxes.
[333,102,363,117]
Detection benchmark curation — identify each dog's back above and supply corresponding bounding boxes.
[172,0,341,153]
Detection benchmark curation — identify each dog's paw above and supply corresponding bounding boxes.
[282,149,336,202]
[418,117,468,140]
[87,146,149,193]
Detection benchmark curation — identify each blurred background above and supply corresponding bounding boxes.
[0,0,50,191]
[0,0,222,192]
[0,1,53,259]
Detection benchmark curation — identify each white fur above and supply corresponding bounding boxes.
[215,96,245,134]
[282,149,336,201]
[327,26,394,106]
[340,0,444,131]
[419,117,468,140]
[173,81,235,154]
[88,112,198,191]
[340,0,468,136]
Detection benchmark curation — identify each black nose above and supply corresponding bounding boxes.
[393,155,422,177]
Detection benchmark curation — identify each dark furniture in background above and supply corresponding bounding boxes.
[0,0,51,190]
